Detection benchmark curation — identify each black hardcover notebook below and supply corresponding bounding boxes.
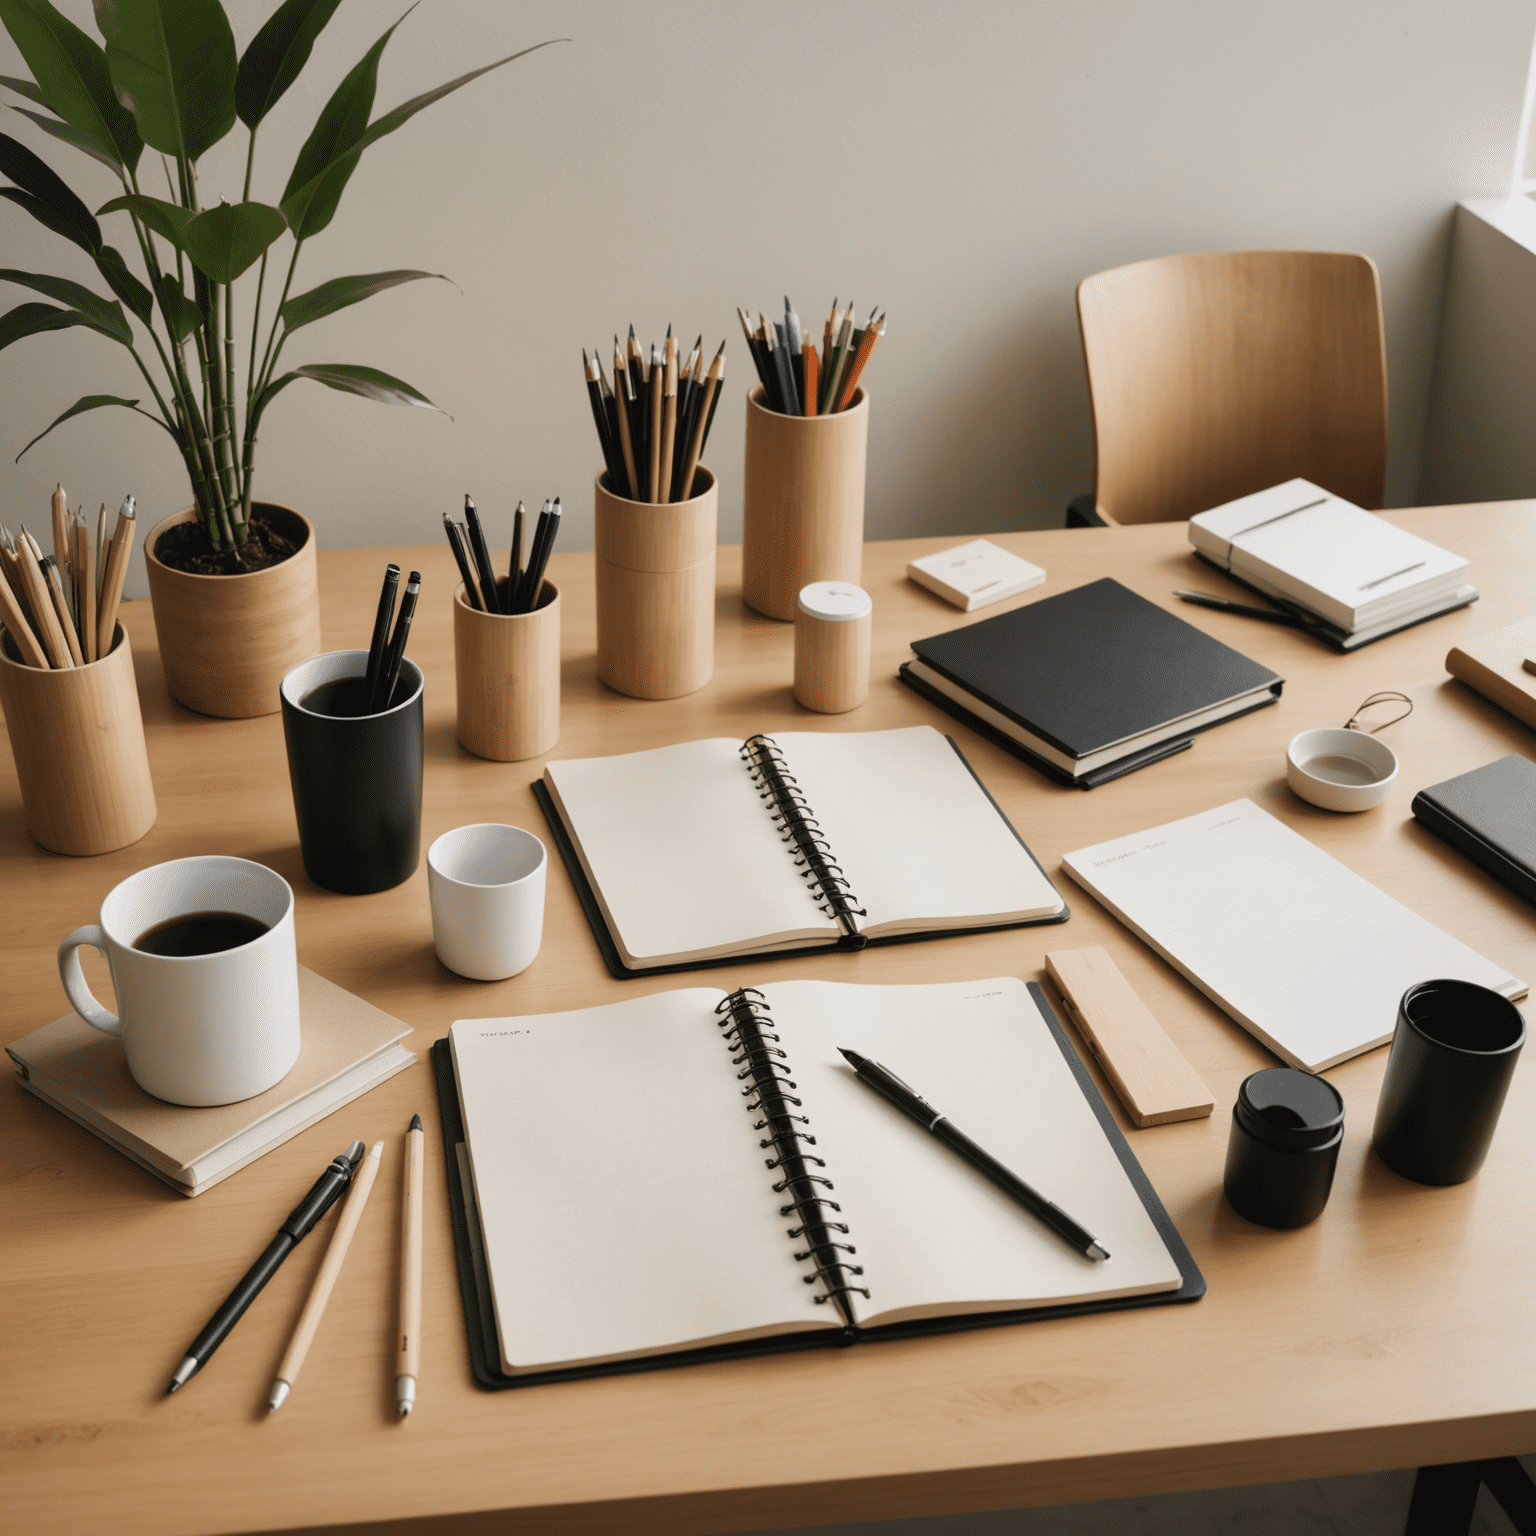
[432,978,1205,1390]
[537,726,1067,979]
[1412,754,1536,909]
[900,578,1283,788]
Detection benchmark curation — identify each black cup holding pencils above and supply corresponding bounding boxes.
[279,649,424,895]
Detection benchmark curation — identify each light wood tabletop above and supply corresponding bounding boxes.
[3,507,1534,1536]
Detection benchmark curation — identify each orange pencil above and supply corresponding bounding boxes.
[802,341,819,417]
[836,313,885,411]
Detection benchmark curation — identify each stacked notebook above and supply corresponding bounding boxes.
[434,976,1202,1388]
[1062,800,1526,1072]
[1412,755,1536,910]
[536,725,1066,976]
[1188,479,1477,649]
[7,968,415,1194]
[898,578,1283,787]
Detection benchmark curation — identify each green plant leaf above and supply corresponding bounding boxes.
[94,0,236,163]
[0,73,51,106]
[0,128,101,249]
[151,267,200,340]
[95,242,151,321]
[0,0,141,166]
[279,268,450,334]
[179,199,285,282]
[98,189,188,246]
[278,5,409,240]
[0,265,132,340]
[0,297,91,348]
[10,102,123,172]
[258,362,445,422]
[15,391,150,460]
[235,0,342,130]
[281,36,564,241]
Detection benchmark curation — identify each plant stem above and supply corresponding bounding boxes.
[223,281,243,541]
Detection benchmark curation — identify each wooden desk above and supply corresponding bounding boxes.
[4,508,1534,1536]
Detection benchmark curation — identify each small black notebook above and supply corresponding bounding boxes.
[900,578,1283,787]
[537,726,1067,978]
[432,978,1205,1390]
[1412,754,1536,909]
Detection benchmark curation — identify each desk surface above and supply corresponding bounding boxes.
[3,508,1534,1536]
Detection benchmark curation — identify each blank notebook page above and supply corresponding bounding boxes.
[1062,799,1525,1071]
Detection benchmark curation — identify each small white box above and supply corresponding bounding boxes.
[906,539,1046,611]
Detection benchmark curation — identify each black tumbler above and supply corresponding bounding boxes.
[280,650,424,895]
[1223,1068,1345,1228]
[1373,979,1525,1186]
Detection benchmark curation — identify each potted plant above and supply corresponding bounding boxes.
[0,0,557,716]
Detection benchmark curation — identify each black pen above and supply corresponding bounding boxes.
[168,1141,365,1393]
[443,514,481,611]
[362,564,400,712]
[508,499,525,597]
[464,495,502,614]
[517,498,561,614]
[837,1048,1109,1261]
[374,569,421,710]
[1173,590,1306,628]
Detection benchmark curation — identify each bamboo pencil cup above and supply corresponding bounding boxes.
[794,581,872,714]
[0,625,156,855]
[594,467,717,700]
[742,385,868,621]
[454,578,561,761]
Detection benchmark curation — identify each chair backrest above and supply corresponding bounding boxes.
[1076,251,1388,525]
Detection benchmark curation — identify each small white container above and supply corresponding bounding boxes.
[1286,728,1399,812]
[794,581,872,714]
[427,824,546,980]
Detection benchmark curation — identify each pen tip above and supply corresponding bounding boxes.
[836,1047,861,1067]
[409,1113,422,1132]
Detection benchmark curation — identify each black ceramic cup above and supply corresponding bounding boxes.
[1373,979,1525,1186]
[280,649,424,896]
[1223,1067,1345,1228]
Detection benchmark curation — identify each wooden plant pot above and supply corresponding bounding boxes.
[742,385,868,621]
[0,624,156,855]
[594,467,717,700]
[454,579,561,762]
[144,503,322,719]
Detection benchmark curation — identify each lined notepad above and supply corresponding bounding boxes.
[1062,800,1526,1071]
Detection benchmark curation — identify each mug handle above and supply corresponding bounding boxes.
[58,925,121,1037]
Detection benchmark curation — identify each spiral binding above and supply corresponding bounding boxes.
[715,988,868,1322]
[740,734,867,945]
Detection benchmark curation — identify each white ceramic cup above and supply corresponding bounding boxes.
[57,856,301,1106]
[428,824,547,981]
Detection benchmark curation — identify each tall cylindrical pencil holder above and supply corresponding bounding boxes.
[454,579,561,762]
[742,384,868,621]
[795,581,872,714]
[594,467,717,700]
[0,625,156,855]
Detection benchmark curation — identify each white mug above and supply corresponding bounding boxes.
[57,856,301,1106]
[428,824,546,981]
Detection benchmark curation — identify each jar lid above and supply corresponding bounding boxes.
[1234,1067,1344,1150]
[798,582,871,622]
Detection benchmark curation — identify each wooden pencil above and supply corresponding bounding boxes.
[836,313,884,410]
[679,342,723,502]
[612,339,640,500]
[73,512,95,662]
[646,341,663,503]
[15,528,71,667]
[803,339,819,417]
[96,497,135,660]
[822,304,856,416]
[658,335,679,502]
[42,556,84,665]
[0,564,49,667]
[50,483,68,590]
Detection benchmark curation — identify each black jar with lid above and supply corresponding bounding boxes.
[1223,1067,1345,1228]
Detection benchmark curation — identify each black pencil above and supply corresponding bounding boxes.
[442,516,480,611]
[519,498,561,614]
[464,495,502,614]
[508,501,524,599]
[373,570,420,712]
[362,564,400,712]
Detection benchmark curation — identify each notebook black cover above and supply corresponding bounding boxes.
[1412,754,1536,909]
[432,982,1206,1391]
[534,734,1069,980]
[908,578,1283,766]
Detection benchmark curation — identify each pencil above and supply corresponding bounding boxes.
[96,496,136,660]
[74,512,95,662]
[463,495,502,615]
[442,515,481,612]
[802,339,819,417]
[508,500,525,594]
[658,339,679,503]
[267,1140,383,1413]
[94,503,107,599]
[396,1113,424,1419]
[584,349,621,497]
[42,556,83,665]
[646,341,663,502]
[16,528,71,668]
[50,483,68,594]
[613,339,640,500]
[679,342,724,502]
[0,565,48,667]
[823,305,856,415]
[836,313,884,410]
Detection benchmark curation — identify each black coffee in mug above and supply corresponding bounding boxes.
[134,911,270,957]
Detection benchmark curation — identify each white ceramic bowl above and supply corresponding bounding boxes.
[1286,727,1399,812]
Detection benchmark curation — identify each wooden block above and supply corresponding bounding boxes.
[1044,946,1215,1127]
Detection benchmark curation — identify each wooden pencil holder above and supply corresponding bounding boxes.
[0,624,156,855]
[742,384,868,621]
[454,579,561,761]
[794,582,872,714]
[594,467,717,700]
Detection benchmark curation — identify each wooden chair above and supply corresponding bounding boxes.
[1068,250,1388,526]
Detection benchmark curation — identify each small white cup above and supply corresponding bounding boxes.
[428,824,547,981]
[57,856,301,1106]
[1286,727,1399,812]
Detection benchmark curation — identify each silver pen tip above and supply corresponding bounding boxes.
[268,1380,290,1413]
[1087,1242,1110,1262]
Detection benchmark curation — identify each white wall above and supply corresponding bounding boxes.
[2,0,1532,599]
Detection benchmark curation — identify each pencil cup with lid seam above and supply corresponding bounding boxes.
[428,824,546,981]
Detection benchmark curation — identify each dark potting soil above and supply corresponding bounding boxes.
[153,507,302,575]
